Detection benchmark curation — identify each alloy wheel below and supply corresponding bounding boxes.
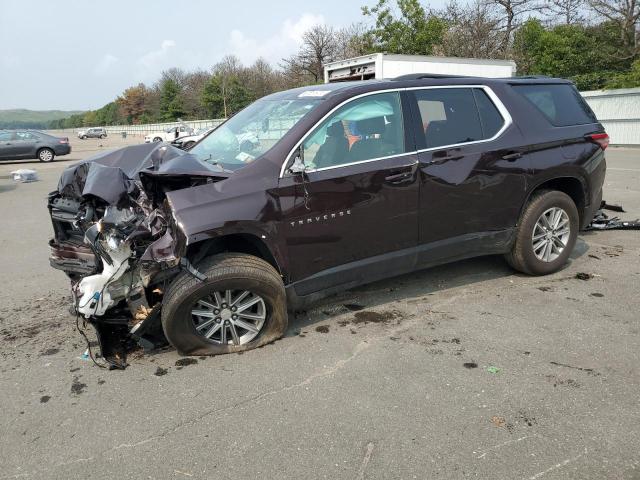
[532,207,571,262]
[39,149,53,162]
[191,289,266,345]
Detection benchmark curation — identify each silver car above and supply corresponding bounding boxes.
[78,127,107,139]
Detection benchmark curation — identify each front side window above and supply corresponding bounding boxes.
[302,91,405,170]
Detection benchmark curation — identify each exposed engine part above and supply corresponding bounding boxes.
[48,142,228,367]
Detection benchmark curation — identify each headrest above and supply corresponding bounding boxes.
[326,121,345,137]
[356,117,386,135]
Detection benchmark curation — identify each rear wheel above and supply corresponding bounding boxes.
[153,137,162,142]
[506,190,579,275]
[38,148,54,162]
[161,253,287,356]
[100,134,106,139]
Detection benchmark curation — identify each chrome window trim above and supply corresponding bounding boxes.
[279,85,512,178]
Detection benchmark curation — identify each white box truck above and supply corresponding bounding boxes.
[324,53,516,83]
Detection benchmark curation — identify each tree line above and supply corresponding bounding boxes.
[50,0,640,130]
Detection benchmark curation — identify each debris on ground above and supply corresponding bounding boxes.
[10,169,38,182]
[601,201,625,213]
[575,272,593,281]
[487,366,501,374]
[586,211,640,230]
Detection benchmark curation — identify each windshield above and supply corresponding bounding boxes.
[190,97,323,170]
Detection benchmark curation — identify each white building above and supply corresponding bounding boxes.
[581,87,640,146]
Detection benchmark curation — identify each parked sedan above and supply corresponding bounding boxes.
[0,130,71,162]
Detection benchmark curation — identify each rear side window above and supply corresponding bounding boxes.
[512,84,597,126]
[411,88,505,149]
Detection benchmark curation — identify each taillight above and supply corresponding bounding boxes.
[59,138,69,144]
[587,133,609,150]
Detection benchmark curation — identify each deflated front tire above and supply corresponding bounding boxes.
[161,253,288,356]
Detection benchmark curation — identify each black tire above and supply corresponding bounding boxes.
[100,134,106,139]
[37,148,55,162]
[153,137,163,142]
[161,253,287,356]
[505,190,579,275]
[183,141,195,150]
[81,135,87,140]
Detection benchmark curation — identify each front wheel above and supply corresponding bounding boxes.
[153,137,162,142]
[38,148,55,162]
[161,253,287,356]
[506,190,579,275]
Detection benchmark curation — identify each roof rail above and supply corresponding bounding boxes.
[391,73,467,80]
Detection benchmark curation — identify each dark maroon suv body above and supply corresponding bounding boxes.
[48,75,607,361]
[163,76,606,305]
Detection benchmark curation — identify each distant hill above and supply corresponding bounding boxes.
[0,109,85,129]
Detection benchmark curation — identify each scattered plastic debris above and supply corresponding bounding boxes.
[585,201,639,230]
[80,348,90,360]
[586,211,640,230]
[487,366,501,374]
[10,169,38,182]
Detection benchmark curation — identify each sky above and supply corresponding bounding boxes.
[0,0,448,111]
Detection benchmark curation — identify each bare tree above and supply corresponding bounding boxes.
[486,0,543,52]
[334,23,370,60]
[282,25,339,83]
[440,0,504,58]
[541,0,585,24]
[244,58,286,98]
[588,0,640,59]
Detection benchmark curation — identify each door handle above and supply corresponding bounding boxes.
[385,171,413,184]
[502,151,523,161]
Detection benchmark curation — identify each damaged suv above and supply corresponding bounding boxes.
[48,75,608,362]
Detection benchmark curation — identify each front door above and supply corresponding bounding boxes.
[13,131,39,157]
[406,87,529,261]
[277,91,419,293]
[0,131,21,159]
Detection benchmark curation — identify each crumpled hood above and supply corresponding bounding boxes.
[57,142,229,205]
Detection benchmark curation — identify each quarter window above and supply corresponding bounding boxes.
[302,92,405,169]
[411,88,505,149]
[512,84,597,126]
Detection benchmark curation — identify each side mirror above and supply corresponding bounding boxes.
[288,147,307,175]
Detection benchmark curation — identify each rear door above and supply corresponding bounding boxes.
[277,91,419,292]
[407,86,529,260]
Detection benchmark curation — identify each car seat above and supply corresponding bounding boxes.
[314,121,349,168]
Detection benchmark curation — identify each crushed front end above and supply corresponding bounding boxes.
[48,143,227,368]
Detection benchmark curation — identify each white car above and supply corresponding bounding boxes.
[144,125,193,143]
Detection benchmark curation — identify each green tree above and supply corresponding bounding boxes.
[361,0,448,55]
[159,78,185,121]
[513,19,632,79]
[201,73,253,118]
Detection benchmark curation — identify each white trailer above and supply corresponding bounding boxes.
[324,53,516,83]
